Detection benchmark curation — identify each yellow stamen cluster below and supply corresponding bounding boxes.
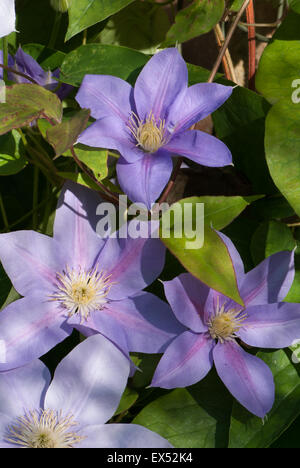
[51,267,113,323]
[127,111,168,153]
[5,409,84,448]
[207,297,247,344]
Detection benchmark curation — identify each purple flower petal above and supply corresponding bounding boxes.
[97,224,166,299]
[69,308,130,358]
[13,47,47,85]
[238,302,300,348]
[45,334,130,427]
[78,116,143,163]
[101,292,185,354]
[0,360,50,419]
[216,231,245,286]
[151,331,214,389]
[54,182,105,270]
[0,231,64,296]
[0,296,71,372]
[163,273,209,332]
[134,48,187,122]
[76,74,133,122]
[213,340,274,417]
[77,423,173,448]
[165,129,232,167]
[240,251,295,306]
[168,83,233,133]
[117,151,173,208]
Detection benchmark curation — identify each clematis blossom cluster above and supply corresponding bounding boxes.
[0,47,72,100]
[76,48,233,208]
[0,334,172,448]
[0,182,183,372]
[151,232,300,417]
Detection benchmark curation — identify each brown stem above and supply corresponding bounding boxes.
[208,0,250,83]
[70,146,120,204]
[0,63,38,84]
[246,0,256,90]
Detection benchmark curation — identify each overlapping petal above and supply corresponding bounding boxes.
[163,274,209,332]
[0,360,50,419]
[77,424,173,448]
[54,182,105,270]
[102,293,185,354]
[117,151,173,208]
[213,341,274,418]
[167,83,233,134]
[238,302,300,348]
[0,231,65,296]
[151,331,214,389]
[239,250,295,306]
[45,334,130,427]
[0,296,71,372]
[134,48,187,122]
[76,74,133,122]
[97,223,166,299]
[165,130,232,167]
[77,117,143,163]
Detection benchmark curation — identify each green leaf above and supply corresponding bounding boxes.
[46,109,91,156]
[0,130,27,176]
[265,99,300,218]
[0,264,11,309]
[60,44,148,87]
[22,43,66,70]
[160,200,243,305]
[115,386,138,416]
[229,349,300,448]
[288,0,300,14]
[256,11,300,104]
[250,220,296,265]
[66,0,136,41]
[163,0,225,46]
[230,0,244,11]
[100,1,170,53]
[133,369,232,448]
[73,144,109,181]
[0,85,63,136]
[212,85,275,194]
[187,195,255,231]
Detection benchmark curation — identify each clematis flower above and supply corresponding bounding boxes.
[0,47,72,100]
[76,48,233,208]
[150,232,300,417]
[0,334,172,448]
[0,182,183,372]
[0,0,15,39]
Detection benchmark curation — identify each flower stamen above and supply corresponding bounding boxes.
[51,266,113,323]
[127,111,168,153]
[207,296,247,343]
[5,409,84,448]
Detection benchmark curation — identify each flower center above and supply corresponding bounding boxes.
[51,267,113,323]
[5,409,84,448]
[207,297,247,343]
[127,111,168,153]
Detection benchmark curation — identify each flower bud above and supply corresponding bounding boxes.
[50,0,71,13]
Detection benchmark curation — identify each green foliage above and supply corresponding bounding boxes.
[66,0,136,41]
[133,369,232,448]
[163,0,225,46]
[160,198,244,305]
[100,1,170,53]
[0,130,27,176]
[46,109,91,156]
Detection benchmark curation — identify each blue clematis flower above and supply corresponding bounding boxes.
[76,48,233,208]
[0,334,172,448]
